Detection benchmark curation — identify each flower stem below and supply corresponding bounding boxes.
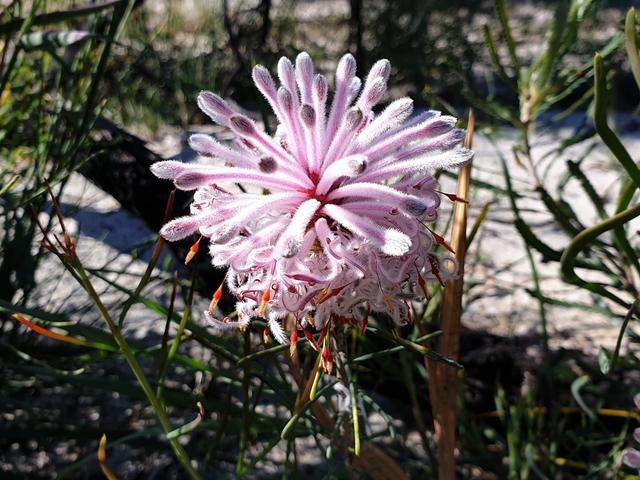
[236,329,251,478]
[73,261,202,480]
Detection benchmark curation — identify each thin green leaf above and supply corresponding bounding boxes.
[493,0,520,76]
[482,24,517,92]
[570,376,596,421]
[0,1,120,35]
[625,7,640,90]
[593,52,640,188]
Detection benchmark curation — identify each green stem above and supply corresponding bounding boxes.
[560,202,640,310]
[593,52,640,189]
[611,299,640,369]
[525,244,549,354]
[625,7,640,90]
[72,262,202,480]
[236,329,251,478]
[0,0,43,95]
[157,281,195,400]
[71,0,137,157]
[349,370,361,456]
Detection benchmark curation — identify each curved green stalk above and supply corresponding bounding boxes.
[617,178,638,214]
[72,261,202,480]
[593,52,640,279]
[560,202,640,311]
[611,299,640,369]
[625,7,640,90]
[593,52,640,189]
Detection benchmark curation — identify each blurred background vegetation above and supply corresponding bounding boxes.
[1,0,640,478]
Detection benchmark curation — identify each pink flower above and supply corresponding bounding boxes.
[151,52,473,341]
[623,447,640,469]
[621,393,640,471]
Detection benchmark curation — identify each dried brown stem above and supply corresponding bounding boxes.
[427,110,474,480]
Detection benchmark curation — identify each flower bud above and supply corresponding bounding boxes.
[295,52,314,84]
[345,107,363,131]
[299,104,315,127]
[252,65,277,98]
[420,116,456,136]
[174,171,207,190]
[368,59,391,82]
[160,216,201,241]
[348,77,362,101]
[364,77,387,107]
[197,91,234,120]
[336,53,356,82]
[313,74,328,102]
[188,134,219,157]
[277,86,293,112]
[277,57,296,90]
[229,115,256,136]
[150,160,186,179]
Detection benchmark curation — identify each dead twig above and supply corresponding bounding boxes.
[426,110,474,480]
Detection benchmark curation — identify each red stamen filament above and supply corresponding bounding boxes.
[416,267,430,299]
[436,190,469,204]
[428,254,444,286]
[303,328,320,351]
[419,221,455,254]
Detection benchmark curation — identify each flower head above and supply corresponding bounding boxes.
[151,52,473,341]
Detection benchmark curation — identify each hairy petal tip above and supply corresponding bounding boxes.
[150,160,186,180]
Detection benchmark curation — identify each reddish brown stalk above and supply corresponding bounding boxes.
[426,110,474,480]
[284,341,407,479]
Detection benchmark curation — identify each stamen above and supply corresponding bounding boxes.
[258,286,271,318]
[289,328,298,358]
[184,236,202,265]
[207,280,225,314]
[316,287,330,304]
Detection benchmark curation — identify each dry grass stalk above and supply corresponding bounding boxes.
[426,110,474,480]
